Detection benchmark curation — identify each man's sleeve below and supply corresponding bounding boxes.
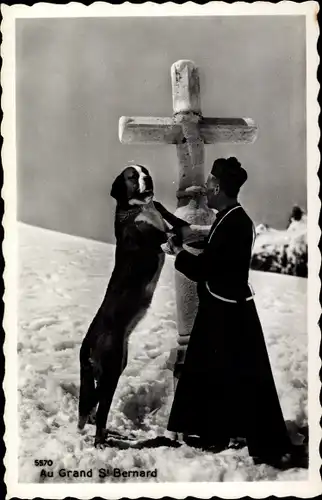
[175,249,209,282]
[174,220,230,282]
[174,214,250,283]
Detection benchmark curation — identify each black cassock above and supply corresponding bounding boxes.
[167,203,291,458]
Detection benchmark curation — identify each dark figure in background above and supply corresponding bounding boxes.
[287,204,304,228]
[166,157,293,467]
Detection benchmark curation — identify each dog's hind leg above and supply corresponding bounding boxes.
[94,369,121,447]
[93,341,127,447]
[87,406,98,425]
[78,341,98,430]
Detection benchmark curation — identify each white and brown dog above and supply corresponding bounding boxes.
[78,165,189,446]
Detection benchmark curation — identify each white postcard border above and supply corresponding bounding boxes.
[1,2,321,498]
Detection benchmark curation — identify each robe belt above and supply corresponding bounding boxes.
[205,281,255,303]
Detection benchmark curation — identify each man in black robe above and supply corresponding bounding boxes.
[165,157,293,466]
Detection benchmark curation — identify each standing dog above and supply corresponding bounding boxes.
[78,165,188,446]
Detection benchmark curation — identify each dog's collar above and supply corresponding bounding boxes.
[116,205,143,223]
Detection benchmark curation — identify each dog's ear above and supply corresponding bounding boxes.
[110,173,126,202]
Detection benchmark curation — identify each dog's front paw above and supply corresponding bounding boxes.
[161,242,175,255]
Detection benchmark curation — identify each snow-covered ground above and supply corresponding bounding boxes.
[18,222,307,483]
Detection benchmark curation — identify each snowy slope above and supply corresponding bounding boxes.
[251,217,307,277]
[18,223,307,482]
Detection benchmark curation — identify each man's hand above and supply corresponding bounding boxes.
[161,235,184,256]
[180,225,195,242]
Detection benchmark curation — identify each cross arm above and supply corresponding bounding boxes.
[200,117,258,144]
[119,116,181,144]
[119,115,258,145]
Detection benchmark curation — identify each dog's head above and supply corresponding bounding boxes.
[111,165,154,207]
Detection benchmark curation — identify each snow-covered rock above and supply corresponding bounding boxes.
[251,215,307,277]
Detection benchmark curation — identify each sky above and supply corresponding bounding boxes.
[16,15,306,242]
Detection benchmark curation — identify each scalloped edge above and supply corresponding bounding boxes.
[1,2,321,499]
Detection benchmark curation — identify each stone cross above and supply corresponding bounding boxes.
[119,59,258,383]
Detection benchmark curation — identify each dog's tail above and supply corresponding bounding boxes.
[78,340,98,430]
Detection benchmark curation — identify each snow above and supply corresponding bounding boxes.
[18,222,307,483]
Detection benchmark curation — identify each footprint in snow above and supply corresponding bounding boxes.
[54,340,79,351]
[60,381,79,399]
[29,317,59,331]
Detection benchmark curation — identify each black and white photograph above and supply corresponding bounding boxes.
[2,2,320,498]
